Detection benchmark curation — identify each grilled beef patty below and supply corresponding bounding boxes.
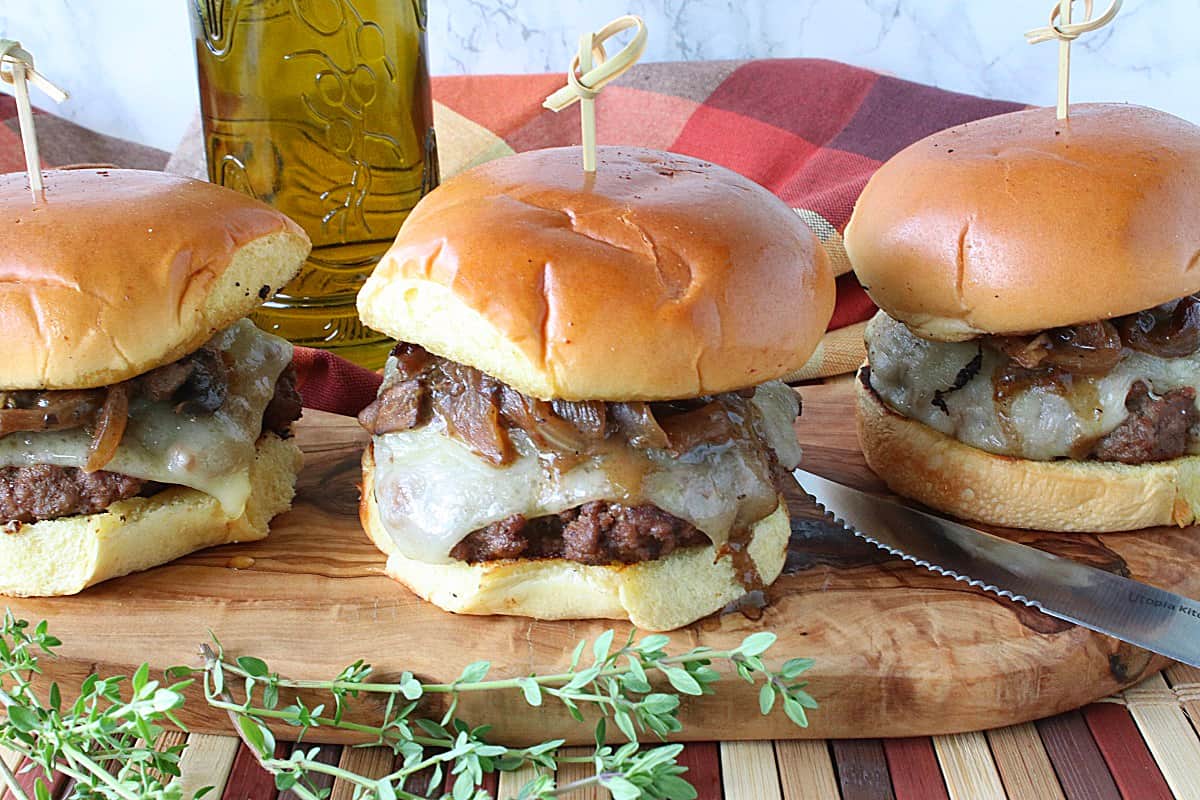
[1091,382,1199,463]
[450,501,712,564]
[0,466,152,527]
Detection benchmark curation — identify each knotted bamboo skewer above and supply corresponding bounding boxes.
[1025,0,1123,120]
[0,40,68,201]
[543,15,648,172]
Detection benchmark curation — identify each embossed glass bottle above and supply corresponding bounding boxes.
[190,0,438,368]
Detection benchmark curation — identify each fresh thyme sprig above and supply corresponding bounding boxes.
[0,611,207,800]
[0,612,816,800]
[199,628,817,799]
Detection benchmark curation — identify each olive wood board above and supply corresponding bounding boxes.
[8,381,1196,744]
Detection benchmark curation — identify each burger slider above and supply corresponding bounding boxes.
[0,169,310,595]
[356,146,835,630]
[847,104,1200,532]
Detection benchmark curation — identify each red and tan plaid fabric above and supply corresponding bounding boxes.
[2,59,1024,414]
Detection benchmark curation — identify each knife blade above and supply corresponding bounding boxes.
[792,467,1200,668]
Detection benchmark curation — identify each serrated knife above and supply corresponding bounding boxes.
[792,467,1200,667]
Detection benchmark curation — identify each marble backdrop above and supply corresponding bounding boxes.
[0,0,1195,152]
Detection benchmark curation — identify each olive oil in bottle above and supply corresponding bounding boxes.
[191,0,438,368]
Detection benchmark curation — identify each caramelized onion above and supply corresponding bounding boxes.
[657,399,742,455]
[991,320,1122,376]
[1118,295,1200,358]
[551,399,608,440]
[359,379,426,435]
[173,348,228,415]
[610,402,670,449]
[0,390,105,437]
[498,389,587,453]
[364,342,799,474]
[84,384,129,472]
[0,347,230,444]
[392,342,433,379]
[432,368,511,465]
[135,346,231,414]
[135,361,191,403]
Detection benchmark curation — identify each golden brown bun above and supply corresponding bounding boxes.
[0,433,302,597]
[845,104,1200,341]
[358,146,835,401]
[360,445,789,630]
[856,373,1200,532]
[0,169,310,389]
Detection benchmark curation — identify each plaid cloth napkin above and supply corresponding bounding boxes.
[2,59,1023,414]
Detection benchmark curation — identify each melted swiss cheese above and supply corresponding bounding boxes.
[0,320,292,515]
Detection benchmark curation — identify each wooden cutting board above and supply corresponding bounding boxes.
[8,381,1198,744]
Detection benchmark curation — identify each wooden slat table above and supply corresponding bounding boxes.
[5,671,1197,799]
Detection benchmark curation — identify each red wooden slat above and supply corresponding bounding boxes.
[2,759,68,800]
[277,743,341,800]
[832,739,896,800]
[883,738,949,800]
[677,742,723,800]
[1037,711,1122,800]
[403,765,440,796]
[1082,704,1174,800]
[222,742,283,800]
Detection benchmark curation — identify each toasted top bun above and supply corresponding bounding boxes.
[0,169,310,389]
[844,104,1200,341]
[358,146,835,401]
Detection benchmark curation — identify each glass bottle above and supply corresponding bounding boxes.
[191,0,438,368]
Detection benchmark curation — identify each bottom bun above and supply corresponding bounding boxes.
[0,433,303,597]
[360,445,790,631]
[856,369,1200,532]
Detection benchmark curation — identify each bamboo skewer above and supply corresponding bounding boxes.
[1024,0,1123,120]
[0,40,68,202]
[543,15,648,172]
[1057,0,1073,118]
[577,31,598,172]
